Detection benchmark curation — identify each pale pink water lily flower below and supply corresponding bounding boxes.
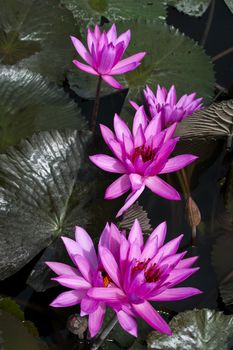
[89,106,198,217]
[88,219,202,336]
[46,226,109,337]
[70,24,146,89]
[130,85,203,128]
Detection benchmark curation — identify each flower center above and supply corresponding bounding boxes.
[132,146,155,163]
[133,259,161,283]
[101,271,112,287]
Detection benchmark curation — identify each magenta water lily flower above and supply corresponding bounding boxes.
[88,219,202,337]
[131,85,203,128]
[46,226,108,337]
[70,24,146,89]
[89,107,198,217]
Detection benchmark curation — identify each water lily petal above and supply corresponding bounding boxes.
[88,303,106,337]
[75,226,98,268]
[166,267,200,287]
[72,60,98,76]
[133,106,148,137]
[132,301,172,335]
[176,256,199,269]
[73,254,93,283]
[107,23,117,43]
[146,221,167,249]
[89,154,126,173]
[88,287,127,303]
[159,155,198,174]
[81,295,99,314]
[128,219,143,249]
[114,52,146,69]
[114,114,132,142]
[105,174,131,200]
[50,290,85,307]
[99,247,122,287]
[102,75,123,89]
[70,36,92,65]
[46,261,80,277]
[52,275,91,290]
[149,287,202,301]
[116,185,145,217]
[117,310,137,337]
[145,176,181,200]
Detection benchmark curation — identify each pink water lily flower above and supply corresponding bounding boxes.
[130,85,203,128]
[71,24,146,89]
[46,226,108,337]
[89,106,198,217]
[88,219,202,337]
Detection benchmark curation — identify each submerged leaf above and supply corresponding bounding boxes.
[220,278,233,308]
[0,310,48,350]
[147,309,233,349]
[0,66,87,150]
[119,202,152,234]
[0,0,77,82]
[117,20,214,120]
[168,0,211,17]
[0,130,92,280]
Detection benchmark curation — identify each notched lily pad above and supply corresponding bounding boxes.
[147,309,233,349]
[0,0,77,82]
[118,202,152,234]
[0,66,87,150]
[117,20,214,119]
[0,129,92,280]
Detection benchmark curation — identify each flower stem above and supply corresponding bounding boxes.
[91,315,118,350]
[91,76,102,133]
[201,0,215,47]
[212,46,233,62]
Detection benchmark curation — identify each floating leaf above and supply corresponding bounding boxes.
[168,0,211,17]
[0,129,92,280]
[224,0,233,13]
[0,310,48,350]
[147,309,233,349]
[60,0,166,27]
[0,0,77,82]
[117,20,214,119]
[118,202,152,234]
[176,100,233,141]
[0,66,87,150]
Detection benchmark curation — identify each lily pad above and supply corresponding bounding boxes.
[116,20,214,119]
[168,0,211,17]
[176,99,233,140]
[0,310,47,350]
[0,129,92,280]
[147,309,233,349]
[60,0,166,27]
[118,202,152,235]
[0,66,87,151]
[0,0,77,82]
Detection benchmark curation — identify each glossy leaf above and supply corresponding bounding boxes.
[0,130,92,280]
[224,0,233,13]
[147,309,233,349]
[0,0,77,82]
[0,66,87,151]
[116,20,214,120]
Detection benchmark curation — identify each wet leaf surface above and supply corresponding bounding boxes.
[168,0,211,17]
[0,0,77,82]
[0,66,87,151]
[147,309,233,349]
[0,130,92,280]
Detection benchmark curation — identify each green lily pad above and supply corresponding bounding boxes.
[168,0,211,17]
[0,66,87,151]
[0,310,47,350]
[0,129,93,280]
[116,20,214,120]
[60,0,166,27]
[147,309,233,349]
[0,0,77,82]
